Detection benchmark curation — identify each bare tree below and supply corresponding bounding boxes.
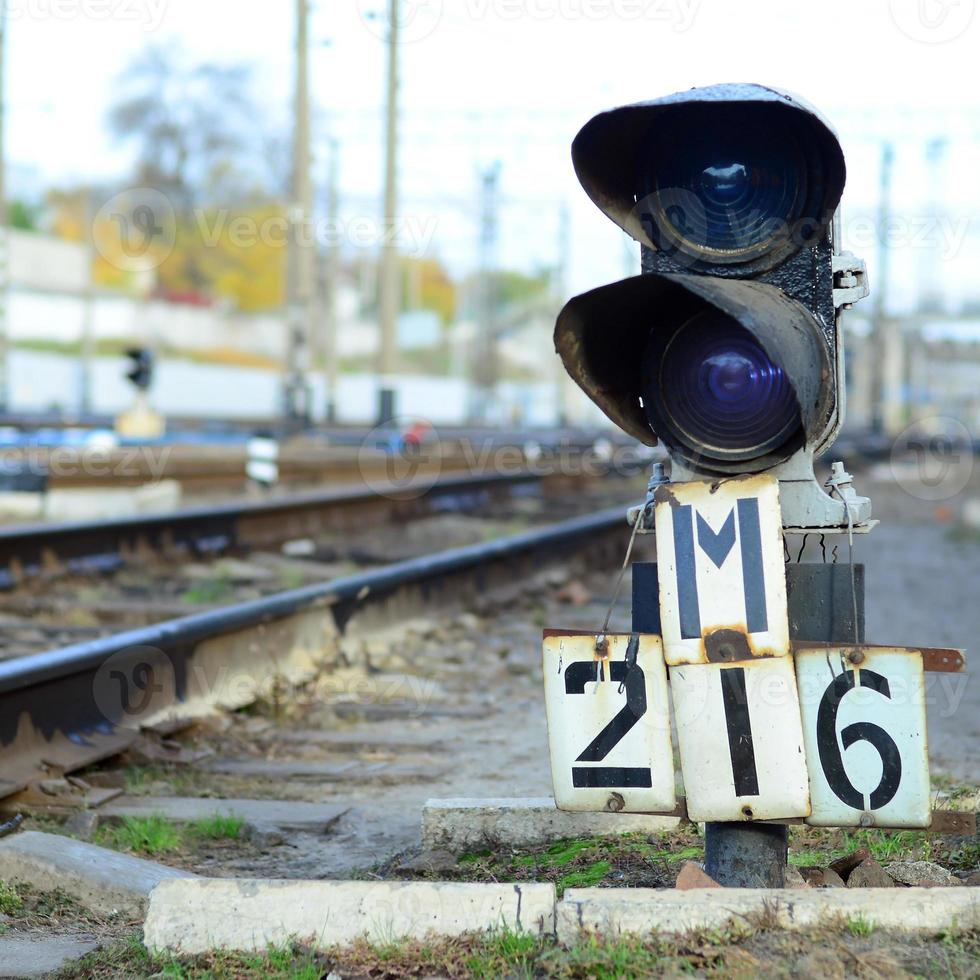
[108,43,276,209]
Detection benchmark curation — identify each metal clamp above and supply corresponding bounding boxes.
[832,251,870,309]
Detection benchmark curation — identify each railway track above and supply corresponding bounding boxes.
[0,502,643,843]
[0,470,555,589]
[0,467,641,657]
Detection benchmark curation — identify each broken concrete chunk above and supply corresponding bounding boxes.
[886,861,958,887]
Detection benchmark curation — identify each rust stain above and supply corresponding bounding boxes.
[653,485,682,509]
[704,627,751,664]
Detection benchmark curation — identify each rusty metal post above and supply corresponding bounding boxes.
[633,560,866,888]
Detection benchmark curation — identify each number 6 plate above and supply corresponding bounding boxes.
[542,632,675,813]
[796,647,931,828]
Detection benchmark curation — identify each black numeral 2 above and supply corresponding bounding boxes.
[564,661,650,788]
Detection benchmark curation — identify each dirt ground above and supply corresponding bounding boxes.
[77,463,979,880]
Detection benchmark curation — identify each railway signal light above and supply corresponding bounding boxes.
[124,347,155,391]
[555,84,871,530]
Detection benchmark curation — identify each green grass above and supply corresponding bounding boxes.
[847,915,875,937]
[94,812,245,856]
[59,925,980,980]
[98,815,182,856]
[188,813,245,841]
[182,576,235,605]
[439,832,704,897]
[788,826,937,869]
[0,879,23,915]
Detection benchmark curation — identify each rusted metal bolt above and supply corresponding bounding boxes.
[605,793,625,813]
[848,650,865,666]
[741,805,754,819]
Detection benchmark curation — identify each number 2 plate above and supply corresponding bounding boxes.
[543,633,675,813]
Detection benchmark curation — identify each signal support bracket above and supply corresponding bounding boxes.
[832,251,870,310]
[653,453,877,535]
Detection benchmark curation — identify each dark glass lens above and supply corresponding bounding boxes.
[646,311,800,461]
[640,107,812,258]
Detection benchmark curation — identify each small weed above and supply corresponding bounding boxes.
[277,567,306,591]
[0,879,23,915]
[188,813,245,841]
[182,576,234,605]
[848,915,875,937]
[99,815,181,856]
[558,860,611,893]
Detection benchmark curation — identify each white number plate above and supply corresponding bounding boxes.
[654,475,789,666]
[797,647,931,828]
[543,633,675,813]
[670,655,811,823]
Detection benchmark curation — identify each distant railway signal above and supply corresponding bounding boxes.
[124,347,155,392]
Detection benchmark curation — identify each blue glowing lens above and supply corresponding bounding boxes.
[641,107,814,258]
[649,311,800,460]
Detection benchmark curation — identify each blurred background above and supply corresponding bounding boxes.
[0,0,977,440]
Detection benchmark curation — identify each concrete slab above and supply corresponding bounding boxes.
[99,796,349,834]
[270,729,447,752]
[0,831,195,915]
[0,934,101,978]
[203,759,446,783]
[422,798,682,852]
[556,887,980,943]
[144,878,555,954]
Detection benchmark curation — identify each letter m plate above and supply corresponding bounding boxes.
[653,475,789,666]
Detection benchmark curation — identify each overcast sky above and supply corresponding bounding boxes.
[6,0,980,314]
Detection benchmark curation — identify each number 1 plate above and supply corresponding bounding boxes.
[670,655,811,823]
[543,633,675,813]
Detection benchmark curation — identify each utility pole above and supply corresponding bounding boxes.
[868,142,893,436]
[79,189,96,416]
[283,0,315,426]
[920,138,947,314]
[323,138,340,424]
[376,0,400,425]
[471,162,501,423]
[553,203,572,428]
[0,0,9,414]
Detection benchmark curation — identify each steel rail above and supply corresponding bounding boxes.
[0,470,545,588]
[0,505,632,799]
